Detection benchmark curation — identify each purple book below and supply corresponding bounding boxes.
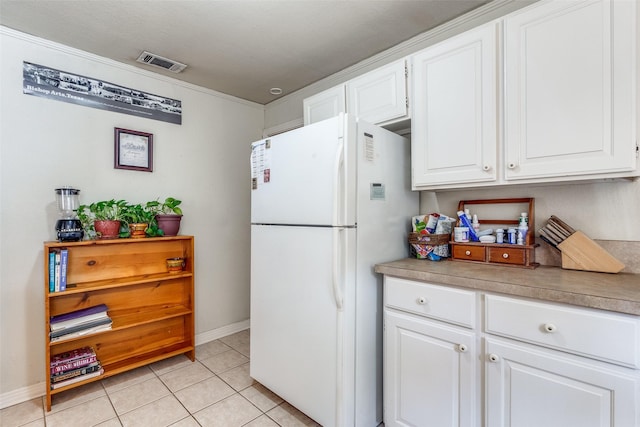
[50,304,108,324]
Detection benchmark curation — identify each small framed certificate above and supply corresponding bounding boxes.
[114,128,153,172]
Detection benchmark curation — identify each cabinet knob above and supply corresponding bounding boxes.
[417,296,427,305]
[458,344,468,353]
[465,250,471,256]
[483,165,491,171]
[488,354,500,363]
[502,253,509,259]
[507,162,517,169]
[544,323,557,333]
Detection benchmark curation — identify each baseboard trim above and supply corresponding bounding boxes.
[0,320,251,410]
[195,319,250,346]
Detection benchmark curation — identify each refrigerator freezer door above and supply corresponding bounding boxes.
[250,224,356,426]
[250,114,356,226]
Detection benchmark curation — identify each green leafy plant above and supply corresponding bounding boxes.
[121,202,167,237]
[146,197,183,216]
[122,203,155,225]
[77,199,127,239]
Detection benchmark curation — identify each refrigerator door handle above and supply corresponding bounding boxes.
[332,228,344,311]
[332,141,345,226]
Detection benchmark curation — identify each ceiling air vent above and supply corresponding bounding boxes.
[136,51,187,73]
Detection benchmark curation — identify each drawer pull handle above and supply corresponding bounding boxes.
[465,250,471,256]
[483,165,491,171]
[458,344,468,353]
[544,323,557,333]
[488,354,500,363]
[502,253,509,259]
[508,162,517,169]
[417,297,427,305]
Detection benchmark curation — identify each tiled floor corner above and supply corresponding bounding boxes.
[1,330,321,427]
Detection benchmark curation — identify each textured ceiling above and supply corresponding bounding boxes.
[0,0,490,104]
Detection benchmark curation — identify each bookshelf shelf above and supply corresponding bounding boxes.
[48,271,194,297]
[44,236,195,410]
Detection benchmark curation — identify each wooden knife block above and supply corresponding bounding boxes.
[557,231,625,273]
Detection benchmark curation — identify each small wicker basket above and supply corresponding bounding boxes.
[408,232,450,259]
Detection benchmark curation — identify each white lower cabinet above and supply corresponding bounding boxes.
[383,276,478,426]
[383,276,640,427]
[485,338,639,427]
[384,310,477,427]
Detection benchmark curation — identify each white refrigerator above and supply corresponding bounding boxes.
[250,114,418,426]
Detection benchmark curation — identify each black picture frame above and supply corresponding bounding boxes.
[114,128,153,172]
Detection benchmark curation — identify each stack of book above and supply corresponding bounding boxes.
[49,304,112,342]
[50,346,103,389]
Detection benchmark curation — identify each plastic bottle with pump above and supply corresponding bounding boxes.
[518,213,528,245]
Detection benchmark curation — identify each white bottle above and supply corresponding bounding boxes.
[472,214,480,234]
[518,214,528,245]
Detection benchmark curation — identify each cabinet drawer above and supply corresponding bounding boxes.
[451,244,486,262]
[384,277,476,328]
[487,247,526,265]
[485,295,640,368]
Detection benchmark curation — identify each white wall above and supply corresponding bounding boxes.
[0,28,264,404]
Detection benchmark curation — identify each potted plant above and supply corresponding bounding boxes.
[77,199,127,239]
[147,197,183,236]
[121,203,156,238]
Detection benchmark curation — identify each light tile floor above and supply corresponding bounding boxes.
[1,330,322,427]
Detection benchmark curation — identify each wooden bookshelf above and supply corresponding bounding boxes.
[44,236,195,411]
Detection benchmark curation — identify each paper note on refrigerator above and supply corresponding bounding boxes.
[251,141,272,189]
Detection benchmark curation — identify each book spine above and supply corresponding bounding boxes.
[50,346,96,366]
[59,249,68,292]
[54,252,61,292]
[48,251,56,293]
[50,355,97,375]
[51,363,101,383]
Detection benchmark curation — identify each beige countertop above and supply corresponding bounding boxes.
[374,258,640,316]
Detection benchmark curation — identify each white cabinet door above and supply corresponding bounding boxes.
[384,310,477,427]
[504,0,637,180]
[486,338,639,427]
[411,21,499,189]
[303,85,346,125]
[347,59,408,125]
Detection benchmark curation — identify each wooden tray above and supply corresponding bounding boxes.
[450,198,539,269]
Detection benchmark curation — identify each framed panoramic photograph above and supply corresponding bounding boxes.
[114,128,153,172]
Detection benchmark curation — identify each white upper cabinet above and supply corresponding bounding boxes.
[303,85,346,126]
[411,22,499,189]
[346,59,408,125]
[504,0,637,181]
[303,59,409,126]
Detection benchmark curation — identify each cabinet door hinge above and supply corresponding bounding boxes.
[406,97,409,109]
[636,142,639,158]
[405,65,408,78]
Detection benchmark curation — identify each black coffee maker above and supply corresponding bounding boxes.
[55,187,84,242]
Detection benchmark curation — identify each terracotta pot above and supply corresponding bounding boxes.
[156,214,182,236]
[128,223,148,238]
[94,220,121,240]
